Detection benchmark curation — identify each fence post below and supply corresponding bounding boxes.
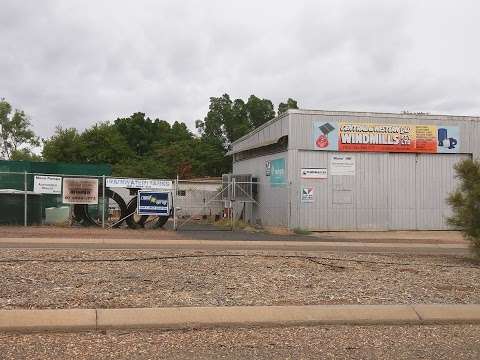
[231,177,236,231]
[287,181,291,230]
[102,175,106,229]
[173,176,178,230]
[24,171,28,227]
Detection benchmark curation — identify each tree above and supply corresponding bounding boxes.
[114,113,172,156]
[0,99,39,159]
[80,123,134,164]
[42,127,86,163]
[447,159,480,258]
[245,95,275,128]
[10,149,42,161]
[198,93,277,150]
[278,98,299,115]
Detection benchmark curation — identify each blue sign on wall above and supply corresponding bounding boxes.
[137,190,170,216]
[270,158,286,187]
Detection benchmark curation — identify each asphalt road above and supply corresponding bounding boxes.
[0,240,470,256]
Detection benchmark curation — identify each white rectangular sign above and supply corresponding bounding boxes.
[62,178,98,204]
[106,177,173,189]
[33,175,62,194]
[330,155,355,176]
[301,187,315,203]
[301,168,327,179]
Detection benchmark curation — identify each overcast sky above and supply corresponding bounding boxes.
[1,0,480,138]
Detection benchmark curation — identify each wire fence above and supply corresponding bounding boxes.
[0,171,291,231]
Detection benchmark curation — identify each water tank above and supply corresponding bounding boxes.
[0,189,42,225]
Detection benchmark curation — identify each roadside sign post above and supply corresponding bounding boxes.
[173,175,178,230]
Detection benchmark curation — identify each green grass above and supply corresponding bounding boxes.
[293,227,312,235]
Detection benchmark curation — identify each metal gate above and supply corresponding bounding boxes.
[174,179,232,231]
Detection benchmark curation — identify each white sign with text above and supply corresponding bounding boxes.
[330,155,355,176]
[33,175,62,194]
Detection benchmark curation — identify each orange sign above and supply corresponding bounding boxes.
[313,121,459,153]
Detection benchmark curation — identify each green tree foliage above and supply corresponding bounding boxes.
[245,95,275,129]
[42,95,298,178]
[447,159,480,258]
[42,127,86,163]
[114,113,172,156]
[278,98,299,115]
[42,113,231,178]
[0,99,39,159]
[10,148,42,161]
[198,93,280,149]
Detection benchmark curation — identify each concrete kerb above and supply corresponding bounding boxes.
[1,304,480,333]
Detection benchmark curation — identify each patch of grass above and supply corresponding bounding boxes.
[293,227,312,235]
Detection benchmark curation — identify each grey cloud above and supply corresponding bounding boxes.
[1,0,479,140]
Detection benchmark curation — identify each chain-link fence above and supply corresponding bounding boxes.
[232,181,289,229]
[0,171,292,231]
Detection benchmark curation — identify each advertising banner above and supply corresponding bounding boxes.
[33,175,62,194]
[301,187,314,203]
[270,158,286,187]
[301,168,327,179]
[137,190,170,216]
[62,178,98,204]
[313,121,459,153]
[106,178,173,189]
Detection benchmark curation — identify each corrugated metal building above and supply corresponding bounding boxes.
[230,109,479,230]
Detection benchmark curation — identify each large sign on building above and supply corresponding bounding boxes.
[313,121,459,153]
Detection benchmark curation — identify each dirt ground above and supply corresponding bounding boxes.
[1,249,478,309]
[1,325,479,359]
[0,225,469,244]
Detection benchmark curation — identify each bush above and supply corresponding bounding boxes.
[447,159,480,258]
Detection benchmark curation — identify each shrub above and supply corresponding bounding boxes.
[447,159,480,258]
[293,227,312,235]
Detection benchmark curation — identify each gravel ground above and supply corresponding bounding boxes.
[0,249,478,309]
[1,325,479,359]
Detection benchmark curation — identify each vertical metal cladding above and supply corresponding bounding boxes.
[232,110,479,230]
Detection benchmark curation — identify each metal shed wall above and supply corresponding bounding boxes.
[232,110,480,230]
[287,111,477,230]
[289,150,469,230]
[230,113,289,154]
[233,152,289,227]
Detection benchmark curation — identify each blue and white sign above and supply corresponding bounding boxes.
[137,190,170,216]
[270,158,286,187]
